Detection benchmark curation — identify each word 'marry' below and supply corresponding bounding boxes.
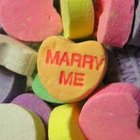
[46,49,105,86]
[46,49,105,70]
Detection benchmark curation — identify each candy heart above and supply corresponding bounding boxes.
[0,66,26,103]
[105,46,140,89]
[0,34,37,76]
[94,83,140,108]
[0,0,62,42]
[12,93,52,139]
[129,0,140,46]
[79,83,140,140]
[96,0,134,48]
[48,104,86,140]
[60,0,94,39]
[37,36,107,102]
[32,74,62,104]
[0,104,45,140]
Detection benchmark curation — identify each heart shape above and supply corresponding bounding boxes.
[0,0,62,42]
[96,0,134,48]
[79,83,140,140]
[37,36,107,102]
[0,104,45,140]
[0,34,37,76]
[12,93,52,138]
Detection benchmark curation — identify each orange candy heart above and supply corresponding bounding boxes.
[37,36,107,102]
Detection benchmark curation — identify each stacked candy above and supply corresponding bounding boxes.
[0,0,140,140]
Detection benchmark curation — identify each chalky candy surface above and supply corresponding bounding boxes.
[60,0,94,39]
[0,34,37,76]
[0,66,26,103]
[32,75,62,104]
[129,0,140,46]
[0,0,62,42]
[0,104,45,140]
[12,93,52,139]
[94,83,140,108]
[37,36,107,102]
[96,0,134,48]
[79,83,140,140]
[105,46,140,89]
[49,104,86,140]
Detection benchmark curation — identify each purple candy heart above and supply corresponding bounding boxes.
[105,46,140,88]
[12,93,52,140]
[0,66,26,103]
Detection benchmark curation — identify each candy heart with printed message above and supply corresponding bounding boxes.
[37,36,107,102]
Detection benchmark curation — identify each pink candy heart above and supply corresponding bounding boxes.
[79,83,140,140]
[0,0,62,42]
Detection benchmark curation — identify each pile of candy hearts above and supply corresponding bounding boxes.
[0,0,140,140]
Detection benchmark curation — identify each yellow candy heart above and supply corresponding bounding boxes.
[37,36,107,102]
[48,104,86,140]
[61,0,94,39]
